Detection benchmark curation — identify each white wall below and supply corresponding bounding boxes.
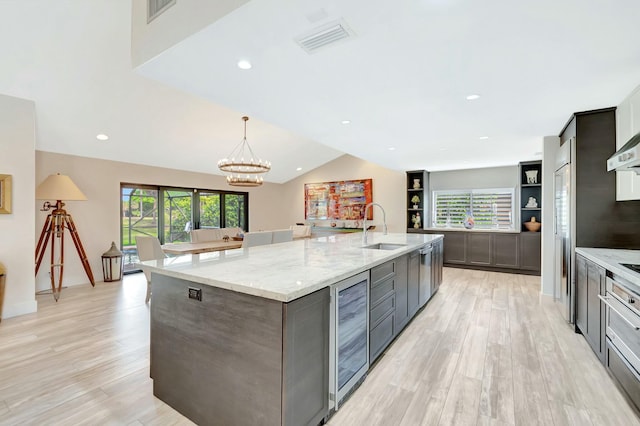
[36,151,286,291]
[131,0,250,68]
[0,94,37,319]
[280,155,406,233]
[429,165,519,190]
[541,136,560,296]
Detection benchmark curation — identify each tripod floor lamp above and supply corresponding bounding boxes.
[35,173,95,301]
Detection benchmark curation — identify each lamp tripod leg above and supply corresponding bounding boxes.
[64,214,95,287]
[35,214,53,275]
[49,215,64,301]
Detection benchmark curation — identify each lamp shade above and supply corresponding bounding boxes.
[36,173,87,201]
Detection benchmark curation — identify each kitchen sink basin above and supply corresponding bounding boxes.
[363,243,407,251]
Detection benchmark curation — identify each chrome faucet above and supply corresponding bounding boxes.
[362,203,388,245]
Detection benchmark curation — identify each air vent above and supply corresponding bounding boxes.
[148,0,176,23]
[295,19,355,54]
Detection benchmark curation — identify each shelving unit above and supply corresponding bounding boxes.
[519,161,542,231]
[406,170,429,232]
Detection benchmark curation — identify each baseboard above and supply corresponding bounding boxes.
[2,299,37,320]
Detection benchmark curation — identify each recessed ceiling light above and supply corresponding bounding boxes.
[466,94,480,100]
[237,60,252,70]
[96,134,109,141]
[534,151,543,156]
[479,136,489,140]
[296,167,302,171]
[341,120,351,125]
[388,147,396,151]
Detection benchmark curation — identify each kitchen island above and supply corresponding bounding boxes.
[141,232,443,426]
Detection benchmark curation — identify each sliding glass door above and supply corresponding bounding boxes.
[121,184,248,273]
[163,189,193,243]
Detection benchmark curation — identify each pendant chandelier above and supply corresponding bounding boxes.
[218,116,271,187]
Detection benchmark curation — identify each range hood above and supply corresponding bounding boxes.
[607,131,640,174]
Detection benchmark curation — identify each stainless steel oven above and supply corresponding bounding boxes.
[329,271,369,412]
[599,273,640,409]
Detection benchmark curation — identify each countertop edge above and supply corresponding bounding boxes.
[576,247,640,288]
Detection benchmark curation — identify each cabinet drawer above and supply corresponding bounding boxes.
[370,293,395,329]
[371,260,395,285]
[370,277,395,307]
[370,311,394,363]
[607,339,640,411]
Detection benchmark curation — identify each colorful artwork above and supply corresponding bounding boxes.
[304,179,373,220]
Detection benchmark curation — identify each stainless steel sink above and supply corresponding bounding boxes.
[363,243,407,251]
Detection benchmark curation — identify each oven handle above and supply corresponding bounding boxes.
[598,295,640,331]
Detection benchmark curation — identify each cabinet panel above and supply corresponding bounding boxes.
[576,255,588,335]
[443,232,466,264]
[407,250,420,317]
[586,261,605,363]
[371,260,395,285]
[493,234,519,268]
[370,293,395,328]
[468,233,492,266]
[520,233,541,271]
[283,288,330,426]
[370,277,395,307]
[370,312,394,364]
[394,255,409,332]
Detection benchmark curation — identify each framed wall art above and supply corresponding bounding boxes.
[0,174,12,214]
[304,178,373,220]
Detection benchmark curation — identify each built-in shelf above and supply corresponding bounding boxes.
[406,170,429,231]
[519,160,542,232]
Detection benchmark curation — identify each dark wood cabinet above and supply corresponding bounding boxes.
[468,233,492,266]
[425,230,539,275]
[575,253,605,364]
[406,170,429,232]
[442,232,466,264]
[431,239,443,295]
[560,108,640,250]
[494,233,519,268]
[407,250,420,318]
[394,255,410,332]
[519,232,541,271]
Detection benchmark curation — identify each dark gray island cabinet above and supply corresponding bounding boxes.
[142,232,443,426]
[151,273,329,426]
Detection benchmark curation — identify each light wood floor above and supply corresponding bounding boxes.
[0,269,638,425]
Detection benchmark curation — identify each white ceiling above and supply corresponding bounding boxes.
[2,0,640,183]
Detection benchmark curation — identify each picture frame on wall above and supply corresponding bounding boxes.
[0,174,12,214]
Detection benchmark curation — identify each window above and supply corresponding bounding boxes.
[432,188,515,229]
[121,184,249,273]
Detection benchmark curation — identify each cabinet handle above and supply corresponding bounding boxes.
[598,295,640,331]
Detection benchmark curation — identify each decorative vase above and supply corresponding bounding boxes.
[463,210,475,229]
[413,179,421,189]
[525,170,538,184]
[413,204,419,209]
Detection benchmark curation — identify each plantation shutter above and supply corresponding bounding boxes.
[432,188,514,229]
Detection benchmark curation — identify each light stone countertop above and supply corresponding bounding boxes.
[140,232,444,302]
[575,247,640,288]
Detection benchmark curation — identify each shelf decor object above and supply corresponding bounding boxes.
[524,217,541,232]
[35,173,96,301]
[218,116,271,187]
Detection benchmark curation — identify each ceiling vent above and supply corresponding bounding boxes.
[295,19,355,54]
[148,0,176,23]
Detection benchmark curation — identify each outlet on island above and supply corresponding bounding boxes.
[188,287,202,301]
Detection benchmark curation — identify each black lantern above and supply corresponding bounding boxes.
[102,241,124,282]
